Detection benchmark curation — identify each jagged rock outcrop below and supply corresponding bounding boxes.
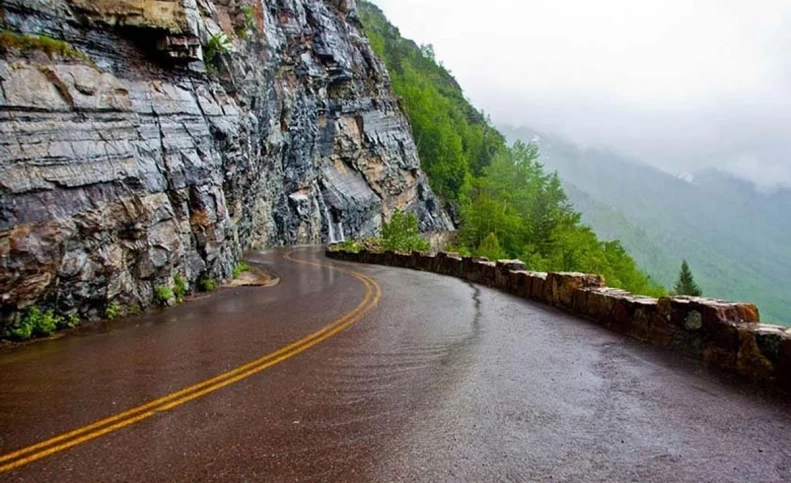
[0,0,452,323]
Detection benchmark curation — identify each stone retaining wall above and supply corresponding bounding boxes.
[327,248,791,393]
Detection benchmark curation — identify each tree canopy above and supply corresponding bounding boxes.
[360,1,666,297]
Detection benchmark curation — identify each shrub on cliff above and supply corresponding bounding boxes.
[154,285,175,307]
[199,278,218,292]
[105,302,122,320]
[203,32,233,72]
[3,307,60,340]
[381,210,431,253]
[173,275,188,302]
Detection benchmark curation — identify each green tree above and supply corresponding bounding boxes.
[673,260,702,296]
[382,210,431,253]
[476,232,507,261]
[360,2,505,202]
[360,1,666,298]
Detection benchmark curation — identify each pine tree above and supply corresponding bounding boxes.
[673,260,702,296]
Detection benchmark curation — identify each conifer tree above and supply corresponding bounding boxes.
[673,260,702,296]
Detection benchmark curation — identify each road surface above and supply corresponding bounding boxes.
[0,248,789,482]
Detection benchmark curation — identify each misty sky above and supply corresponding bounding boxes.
[369,0,791,190]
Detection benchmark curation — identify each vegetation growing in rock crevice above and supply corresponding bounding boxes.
[2,307,80,341]
[105,302,122,320]
[236,5,257,39]
[0,30,91,62]
[154,285,176,307]
[174,275,188,302]
[359,2,665,297]
[203,31,233,72]
[199,277,218,292]
[232,261,250,279]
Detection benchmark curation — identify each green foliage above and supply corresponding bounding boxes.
[673,260,703,296]
[360,237,384,253]
[360,2,665,298]
[64,313,81,329]
[445,243,472,257]
[461,142,665,296]
[3,307,82,340]
[333,238,363,253]
[173,275,188,302]
[381,210,431,253]
[475,233,507,261]
[242,5,255,31]
[4,307,61,340]
[203,32,233,70]
[503,125,791,325]
[105,301,122,320]
[199,277,218,292]
[0,30,91,62]
[360,3,505,202]
[232,261,250,279]
[236,6,255,39]
[35,309,59,336]
[154,285,175,307]
[5,314,34,340]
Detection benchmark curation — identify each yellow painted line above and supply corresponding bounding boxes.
[0,250,381,474]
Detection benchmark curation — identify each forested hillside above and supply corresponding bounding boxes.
[360,2,665,297]
[500,126,791,326]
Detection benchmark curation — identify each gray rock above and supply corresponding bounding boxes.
[0,0,452,325]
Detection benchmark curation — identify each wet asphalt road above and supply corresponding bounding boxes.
[0,248,789,482]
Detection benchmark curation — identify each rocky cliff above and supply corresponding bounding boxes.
[0,0,452,323]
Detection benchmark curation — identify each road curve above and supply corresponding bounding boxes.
[0,248,789,482]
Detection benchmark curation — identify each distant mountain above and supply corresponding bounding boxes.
[501,125,791,326]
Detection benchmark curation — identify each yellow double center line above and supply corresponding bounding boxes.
[0,250,381,473]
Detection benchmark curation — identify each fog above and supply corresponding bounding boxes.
[368,0,791,190]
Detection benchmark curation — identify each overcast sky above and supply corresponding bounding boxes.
[369,0,791,190]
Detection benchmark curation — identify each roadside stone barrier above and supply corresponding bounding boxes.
[327,248,791,393]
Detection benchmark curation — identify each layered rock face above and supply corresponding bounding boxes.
[0,0,452,322]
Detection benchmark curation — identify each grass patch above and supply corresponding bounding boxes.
[0,30,91,62]
[232,261,250,279]
[331,238,363,253]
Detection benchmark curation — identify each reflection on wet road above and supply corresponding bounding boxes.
[0,248,789,482]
